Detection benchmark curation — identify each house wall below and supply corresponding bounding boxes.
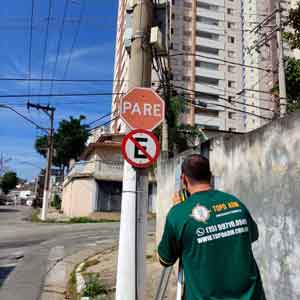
[62,178,98,217]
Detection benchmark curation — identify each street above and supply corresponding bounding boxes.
[0,206,122,300]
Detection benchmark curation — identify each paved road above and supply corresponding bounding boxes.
[0,206,131,300]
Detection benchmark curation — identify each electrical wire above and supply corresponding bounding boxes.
[49,0,70,101]
[28,0,35,99]
[62,0,86,80]
[39,0,53,102]
[0,77,127,83]
[88,115,119,132]
[0,92,124,98]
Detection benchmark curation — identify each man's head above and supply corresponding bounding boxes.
[181,154,212,192]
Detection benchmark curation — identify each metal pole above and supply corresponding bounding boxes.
[41,110,54,221]
[115,1,153,300]
[276,2,287,117]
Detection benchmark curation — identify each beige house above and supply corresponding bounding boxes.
[62,133,157,217]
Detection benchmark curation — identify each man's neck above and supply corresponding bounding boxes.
[189,183,212,195]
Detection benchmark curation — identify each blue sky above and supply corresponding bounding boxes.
[0,0,118,180]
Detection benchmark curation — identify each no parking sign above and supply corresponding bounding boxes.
[121,129,160,168]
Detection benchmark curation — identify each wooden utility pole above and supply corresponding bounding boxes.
[115,1,153,300]
[27,102,55,220]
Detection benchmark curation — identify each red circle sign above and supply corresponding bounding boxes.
[121,129,160,168]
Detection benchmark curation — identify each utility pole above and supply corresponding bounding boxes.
[276,2,287,117]
[27,102,55,220]
[115,1,153,300]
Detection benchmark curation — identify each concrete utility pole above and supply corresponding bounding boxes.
[27,102,55,220]
[276,2,287,117]
[115,1,153,300]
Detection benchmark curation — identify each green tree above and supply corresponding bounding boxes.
[284,2,300,50]
[0,171,18,194]
[273,57,300,112]
[34,115,90,173]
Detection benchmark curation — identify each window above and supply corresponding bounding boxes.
[228,36,235,43]
[196,30,219,40]
[183,44,191,51]
[228,22,235,29]
[228,81,236,88]
[184,1,192,8]
[183,60,192,67]
[172,13,175,20]
[228,50,235,58]
[229,127,236,132]
[228,112,235,119]
[196,92,219,102]
[198,124,220,130]
[196,60,219,70]
[184,16,192,22]
[196,76,219,86]
[197,16,219,26]
[184,31,192,36]
[171,28,174,34]
[228,65,236,73]
[228,96,234,103]
[196,2,219,11]
[196,45,219,55]
[183,76,191,82]
[227,8,234,15]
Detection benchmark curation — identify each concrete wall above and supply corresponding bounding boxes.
[62,177,97,217]
[209,113,300,300]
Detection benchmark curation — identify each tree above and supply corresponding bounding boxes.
[272,58,300,112]
[0,171,18,194]
[284,2,300,50]
[34,115,90,173]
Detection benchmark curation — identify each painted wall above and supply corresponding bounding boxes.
[62,178,97,217]
[209,112,300,299]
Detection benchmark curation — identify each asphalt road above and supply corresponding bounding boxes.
[0,206,128,300]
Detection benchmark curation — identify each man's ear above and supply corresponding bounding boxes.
[182,174,188,189]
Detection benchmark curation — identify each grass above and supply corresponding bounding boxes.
[29,211,119,224]
[66,269,79,300]
[81,273,107,299]
[80,259,100,273]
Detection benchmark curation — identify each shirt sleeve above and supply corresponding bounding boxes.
[247,211,259,243]
[158,216,181,266]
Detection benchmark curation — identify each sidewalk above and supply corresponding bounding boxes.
[76,234,177,300]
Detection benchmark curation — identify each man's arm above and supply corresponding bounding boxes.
[158,217,181,266]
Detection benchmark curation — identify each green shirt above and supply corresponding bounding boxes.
[158,190,266,300]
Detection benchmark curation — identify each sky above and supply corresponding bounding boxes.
[0,0,119,180]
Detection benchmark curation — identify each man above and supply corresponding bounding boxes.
[158,154,266,300]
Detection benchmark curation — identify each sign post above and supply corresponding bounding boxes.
[117,87,165,300]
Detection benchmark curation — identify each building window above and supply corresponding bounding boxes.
[197,16,219,26]
[184,16,192,22]
[228,81,236,88]
[184,1,192,8]
[184,31,192,36]
[196,76,219,86]
[228,36,235,43]
[228,22,235,29]
[229,127,236,132]
[228,65,236,73]
[196,2,219,11]
[228,51,235,58]
[183,60,192,67]
[196,60,219,70]
[198,124,220,130]
[227,8,234,15]
[228,112,235,119]
[196,92,219,102]
[183,76,191,82]
[196,45,219,55]
[228,96,234,102]
[183,44,191,51]
[196,30,219,40]
[172,13,175,20]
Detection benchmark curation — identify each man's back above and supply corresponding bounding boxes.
[158,190,266,300]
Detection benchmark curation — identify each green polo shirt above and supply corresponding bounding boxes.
[158,190,266,300]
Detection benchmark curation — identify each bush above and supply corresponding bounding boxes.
[82,274,107,298]
[51,194,61,210]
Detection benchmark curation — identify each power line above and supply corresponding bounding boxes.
[0,92,124,98]
[87,111,112,126]
[88,115,119,132]
[49,0,70,101]
[0,77,126,83]
[0,103,48,131]
[170,52,274,73]
[39,0,53,102]
[62,0,86,79]
[28,0,35,98]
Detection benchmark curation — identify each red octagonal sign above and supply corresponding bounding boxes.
[120,87,165,131]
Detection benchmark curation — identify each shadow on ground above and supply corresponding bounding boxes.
[0,266,15,287]
[0,208,19,213]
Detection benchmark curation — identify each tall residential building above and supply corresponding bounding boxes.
[111,0,293,134]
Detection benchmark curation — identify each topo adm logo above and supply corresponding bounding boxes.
[191,205,211,223]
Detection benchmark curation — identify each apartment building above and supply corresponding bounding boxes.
[111,0,293,134]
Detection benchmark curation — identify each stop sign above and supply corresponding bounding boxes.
[120,87,165,131]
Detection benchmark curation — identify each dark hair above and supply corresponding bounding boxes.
[181,154,212,183]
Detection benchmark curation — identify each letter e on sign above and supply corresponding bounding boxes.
[120,87,165,131]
